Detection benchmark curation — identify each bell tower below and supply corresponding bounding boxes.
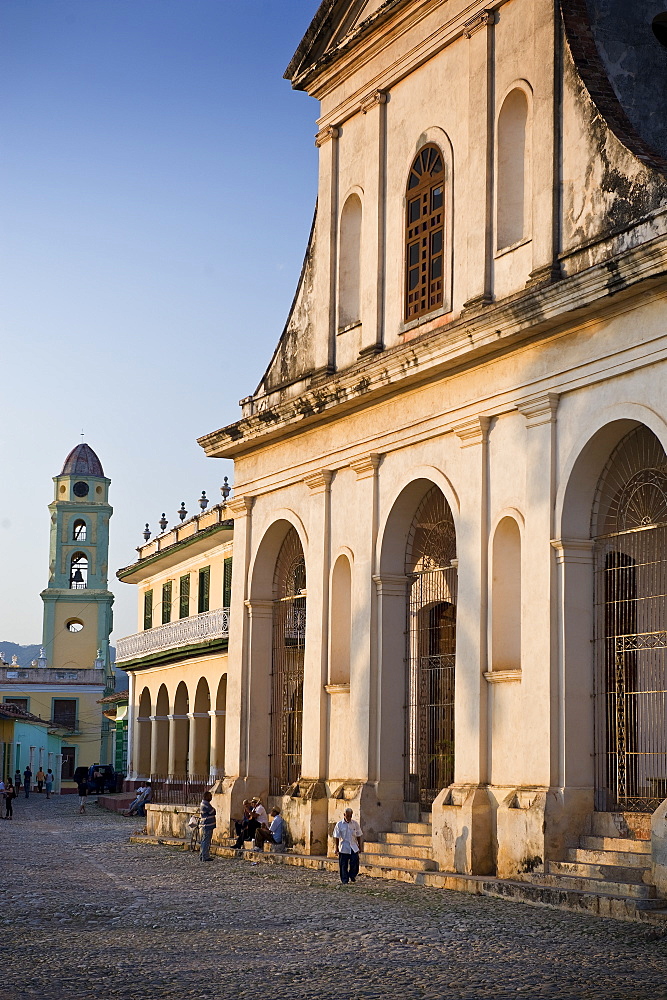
[41,443,114,678]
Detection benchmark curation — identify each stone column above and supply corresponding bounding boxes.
[432,416,493,875]
[462,10,495,310]
[313,125,340,374]
[167,715,188,776]
[126,670,137,780]
[55,754,63,795]
[373,571,408,828]
[547,538,596,857]
[359,91,387,357]
[188,712,211,777]
[243,598,273,786]
[209,708,226,777]
[150,714,169,776]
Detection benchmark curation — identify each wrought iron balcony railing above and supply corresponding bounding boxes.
[115,607,230,663]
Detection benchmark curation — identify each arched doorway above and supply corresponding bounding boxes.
[270,527,306,796]
[405,487,457,809]
[593,425,667,812]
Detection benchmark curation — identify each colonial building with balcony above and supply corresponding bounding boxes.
[121,0,667,908]
[116,502,232,783]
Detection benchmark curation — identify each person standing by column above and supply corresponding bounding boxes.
[36,768,46,793]
[199,791,216,862]
[45,770,54,799]
[333,808,364,885]
[23,766,32,799]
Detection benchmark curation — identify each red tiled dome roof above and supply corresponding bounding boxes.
[60,443,104,477]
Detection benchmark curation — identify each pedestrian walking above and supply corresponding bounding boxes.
[199,791,216,862]
[23,767,32,799]
[45,769,54,799]
[4,781,15,819]
[332,808,364,885]
[77,777,88,814]
[36,768,46,793]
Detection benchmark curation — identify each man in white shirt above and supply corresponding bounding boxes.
[332,808,363,884]
[254,807,284,852]
[251,797,268,828]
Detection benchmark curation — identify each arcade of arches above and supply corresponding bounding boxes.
[128,418,667,879]
[133,671,227,780]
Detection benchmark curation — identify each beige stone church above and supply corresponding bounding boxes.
[119,0,667,903]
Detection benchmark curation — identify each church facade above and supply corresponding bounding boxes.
[128,0,667,885]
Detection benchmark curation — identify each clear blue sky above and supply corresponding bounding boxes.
[1,0,321,647]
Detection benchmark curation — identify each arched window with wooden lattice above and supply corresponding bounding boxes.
[405,145,445,322]
[270,528,306,795]
[405,486,457,808]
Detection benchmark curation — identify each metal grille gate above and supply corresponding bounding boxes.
[270,528,306,796]
[593,427,667,812]
[406,488,458,809]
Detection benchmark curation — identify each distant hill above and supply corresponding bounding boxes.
[0,641,128,690]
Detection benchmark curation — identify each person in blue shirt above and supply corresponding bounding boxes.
[253,808,284,852]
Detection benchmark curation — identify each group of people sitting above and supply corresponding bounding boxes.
[124,783,152,817]
[233,797,284,852]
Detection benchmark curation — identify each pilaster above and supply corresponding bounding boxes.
[359,91,387,357]
[301,470,333,779]
[462,12,494,310]
[551,538,596,790]
[452,416,490,785]
[224,495,253,780]
[314,124,340,373]
[517,394,559,787]
[527,0,561,286]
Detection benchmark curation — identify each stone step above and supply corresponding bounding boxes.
[392,821,432,836]
[495,879,667,915]
[568,846,652,869]
[547,860,650,884]
[590,812,651,841]
[364,840,433,861]
[580,835,651,854]
[381,831,432,847]
[358,851,438,872]
[527,872,656,899]
[129,835,667,924]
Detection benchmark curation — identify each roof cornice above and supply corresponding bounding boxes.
[198,230,667,461]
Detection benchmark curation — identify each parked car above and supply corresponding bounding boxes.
[71,763,116,794]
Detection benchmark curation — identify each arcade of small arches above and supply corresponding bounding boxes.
[134,674,227,780]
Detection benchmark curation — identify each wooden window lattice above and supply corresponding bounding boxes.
[405,145,445,323]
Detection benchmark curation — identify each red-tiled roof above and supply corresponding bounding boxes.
[0,703,50,726]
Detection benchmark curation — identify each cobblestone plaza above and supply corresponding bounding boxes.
[2,795,666,999]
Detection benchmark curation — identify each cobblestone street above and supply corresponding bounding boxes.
[2,794,666,1000]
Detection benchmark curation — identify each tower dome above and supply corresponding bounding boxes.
[60,443,104,478]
